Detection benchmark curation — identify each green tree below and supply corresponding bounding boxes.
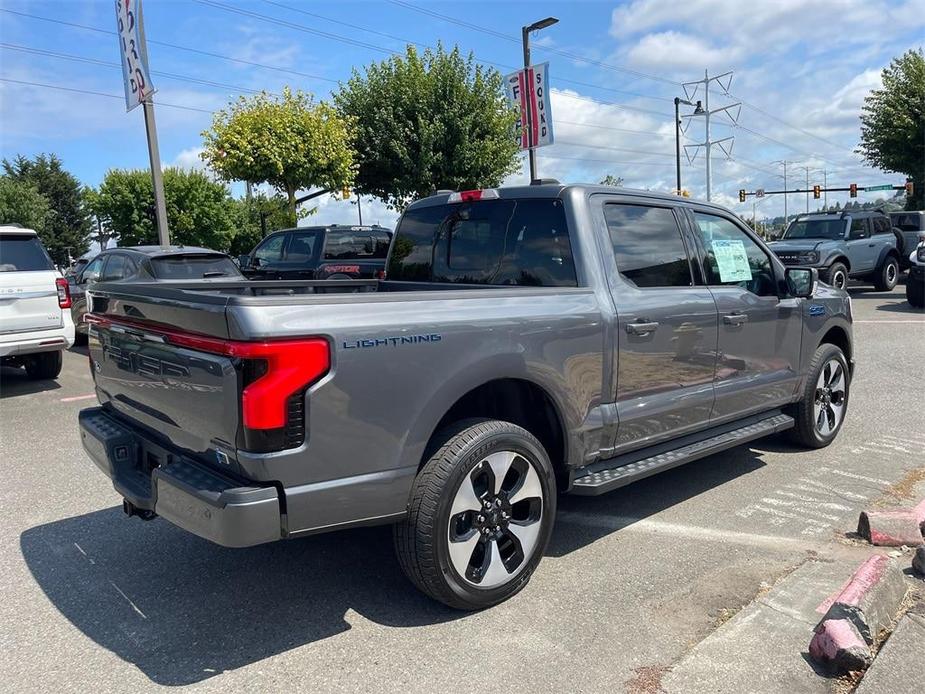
[858,49,925,210]
[92,168,241,250]
[0,177,50,235]
[2,153,91,263]
[228,192,294,256]
[201,88,355,224]
[599,175,624,186]
[335,44,520,210]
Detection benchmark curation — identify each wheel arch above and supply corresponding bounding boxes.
[421,377,570,488]
[828,255,851,272]
[818,325,852,372]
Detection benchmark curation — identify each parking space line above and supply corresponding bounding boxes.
[556,511,815,550]
[59,394,96,402]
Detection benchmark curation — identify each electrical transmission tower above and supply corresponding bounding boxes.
[680,70,741,201]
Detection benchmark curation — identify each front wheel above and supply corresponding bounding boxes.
[823,262,848,290]
[789,344,850,448]
[394,419,556,610]
[907,273,925,307]
[873,256,899,291]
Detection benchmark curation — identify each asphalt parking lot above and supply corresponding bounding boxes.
[1,281,923,693]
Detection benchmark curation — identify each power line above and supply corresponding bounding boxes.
[0,43,274,96]
[555,140,675,158]
[386,0,680,86]
[0,8,339,83]
[730,94,857,155]
[0,77,214,113]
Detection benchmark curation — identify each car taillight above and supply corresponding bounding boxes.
[375,269,386,280]
[56,278,72,308]
[447,188,499,203]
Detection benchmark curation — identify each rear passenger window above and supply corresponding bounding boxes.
[388,199,577,286]
[604,204,692,288]
[872,218,891,235]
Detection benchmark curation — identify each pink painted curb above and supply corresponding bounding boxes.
[809,618,871,672]
[857,509,924,547]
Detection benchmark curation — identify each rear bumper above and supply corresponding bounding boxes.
[0,323,74,357]
[79,407,282,548]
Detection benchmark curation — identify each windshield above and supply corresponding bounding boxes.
[150,254,242,279]
[783,219,845,240]
[0,234,55,272]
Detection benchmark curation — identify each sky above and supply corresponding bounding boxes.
[1,0,923,232]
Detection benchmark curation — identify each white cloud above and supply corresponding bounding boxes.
[171,146,207,171]
[301,193,399,230]
[625,31,743,72]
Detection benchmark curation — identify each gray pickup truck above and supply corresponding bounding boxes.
[768,210,900,291]
[79,184,854,609]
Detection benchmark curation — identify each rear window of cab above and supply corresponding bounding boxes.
[388,199,577,286]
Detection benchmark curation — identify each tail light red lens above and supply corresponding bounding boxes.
[56,278,72,308]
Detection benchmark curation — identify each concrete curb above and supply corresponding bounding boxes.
[857,509,923,547]
[809,556,909,674]
[808,618,872,672]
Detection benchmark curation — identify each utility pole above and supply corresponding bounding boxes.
[822,169,828,208]
[801,165,812,213]
[774,160,791,225]
[681,70,739,202]
[521,17,558,183]
[673,96,698,195]
[357,195,363,226]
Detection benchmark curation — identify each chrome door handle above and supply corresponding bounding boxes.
[723,313,748,326]
[626,321,659,335]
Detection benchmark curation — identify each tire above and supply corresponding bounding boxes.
[789,343,850,449]
[873,255,899,291]
[394,419,556,610]
[907,273,925,307]
[24,351,63,380]
[822,262,848,290]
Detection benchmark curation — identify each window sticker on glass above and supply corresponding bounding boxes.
[711,239,752,283]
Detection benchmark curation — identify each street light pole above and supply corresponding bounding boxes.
[521,17,558,183]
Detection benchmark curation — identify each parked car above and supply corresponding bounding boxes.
[907,238,925,308]
[890,211,925,268]
[768,210,900,290]
[64,256,92,281]
[239,225,393,280]
[69,246,242,343]
[0,226,74,379]
[79,184,853,609]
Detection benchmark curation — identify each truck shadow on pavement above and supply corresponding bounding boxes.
[20,511,458,686]
[0,366,62,397]
[20,442,773,686]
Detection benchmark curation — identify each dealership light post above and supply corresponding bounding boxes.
[522,16,558,183]
[674,97,701,195]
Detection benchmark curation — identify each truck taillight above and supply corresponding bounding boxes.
[447,188,499,203]
[164,332,330,432]
[56,278,72,308]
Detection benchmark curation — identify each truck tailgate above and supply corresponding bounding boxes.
[87,285,239,456]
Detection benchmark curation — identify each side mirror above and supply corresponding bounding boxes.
[786,267,817,298]
[237,254,250,268]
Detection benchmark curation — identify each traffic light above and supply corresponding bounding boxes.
[906,179,915,196]
[739,189,746,203]
[849,183,857,198]
[813,185,821,199]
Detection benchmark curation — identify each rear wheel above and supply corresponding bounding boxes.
[789,343,849,448]
[24,350,63,380]
[394,419,556,610]
[823,262,848,290]
[873,256,899,291]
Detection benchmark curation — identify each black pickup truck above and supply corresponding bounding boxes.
[238,224,392,280]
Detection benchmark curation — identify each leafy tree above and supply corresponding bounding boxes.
[858,49,925,210]
[83,186,116,254]
[201,88,355,224]
[2,154,91,263]
[600,175,624,186]
[335,44,520,210]
[0,177,50,235]
[92,168,241,250]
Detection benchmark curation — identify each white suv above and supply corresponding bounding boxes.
[0,226,75,379]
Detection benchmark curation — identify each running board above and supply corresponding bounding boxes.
[570,412,794,496]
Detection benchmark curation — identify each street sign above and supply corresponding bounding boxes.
[504,62,554,150]
[755,188,765,198]
[864,184,892,192]
[116,0,155,112]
